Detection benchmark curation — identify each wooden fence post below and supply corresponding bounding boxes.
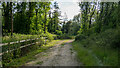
[25,39,27,45]
[30,38,32,44]
[35,38,37,44]
[19,40,20,44]
[8,42,10,51]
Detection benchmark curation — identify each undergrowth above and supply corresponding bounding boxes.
[3,40,60,67]
[72,27,119,66]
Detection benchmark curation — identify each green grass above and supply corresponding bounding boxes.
[71,41,100,66]
[72,30,119,66]
[4,46,46,66]
[73,27,119,66]
[2,33,39,43]
[57,34,75,39]
[36,61,43,65]
[91,45,118,66]
[61,43,66,46]
[3,40,61,67]
[72,41,118,66]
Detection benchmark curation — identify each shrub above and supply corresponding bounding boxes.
[45,32,54,41]
[53,35,58,40]
[73,27,120,66]
[2,33,38,43]
[106,28,120,48]
[57,34,74,39]
[55,30,62,35]
[75,34,86,41]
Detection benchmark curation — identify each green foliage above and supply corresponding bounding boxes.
[72,40,118,66]
[2,34,55,67]
[72,41,100,66]
[36,61,43,65]
[45,33,54,41]
[61,20,80,35]
[57,34,74,39]
[30,15,44,34]
[76,2,120,36]
[2,32,56,67]
[2,33,39,43]
[1,2,64,38]
[47,2,61,33]
[2,2,11,34]
[75,34,86,41]
[3,40,60,67]
[61,21,71,34]
[55,30,62,35]
[1,2,51,35]
[74,27,119,66]
[76,27,120,48]
[74,3,120,66]
[96,27,120,48]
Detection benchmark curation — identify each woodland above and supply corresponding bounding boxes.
[0,1,120,67]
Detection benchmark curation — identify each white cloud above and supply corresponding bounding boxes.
[58,2,80,20]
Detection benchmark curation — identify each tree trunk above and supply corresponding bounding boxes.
[10,2,13,36]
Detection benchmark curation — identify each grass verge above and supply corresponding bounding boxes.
[71,41,100,66]
[4,40,60,67]
[72,39,118,66]
[73,27,119,66]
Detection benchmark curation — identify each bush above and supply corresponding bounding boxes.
[104,28,120,48]
[57,34,74,39]
[2,33,39,43]
[45,32,54,41]
[55,30,62,35]
[75,34,86,41]
[53,35,58,40]
[73,27,120,66]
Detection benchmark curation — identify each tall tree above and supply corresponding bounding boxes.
[2,2,11,35]
[10,2,13,36]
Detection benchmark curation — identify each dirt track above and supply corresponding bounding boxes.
[25,40,81,66]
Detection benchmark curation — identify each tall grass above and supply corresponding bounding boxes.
[72,27,119,66]
[72,41,101,66]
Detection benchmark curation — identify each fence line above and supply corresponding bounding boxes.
[0,37,47,47]
[0,38,39,47]
[0,37,47,56]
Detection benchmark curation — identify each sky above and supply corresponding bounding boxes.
[58,2,80,20]
[52,0,80,20]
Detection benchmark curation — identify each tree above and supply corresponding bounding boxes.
[77,2,120,36]
[2,2,10,35]
[53,2,60,32]
[10,2,13,36]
